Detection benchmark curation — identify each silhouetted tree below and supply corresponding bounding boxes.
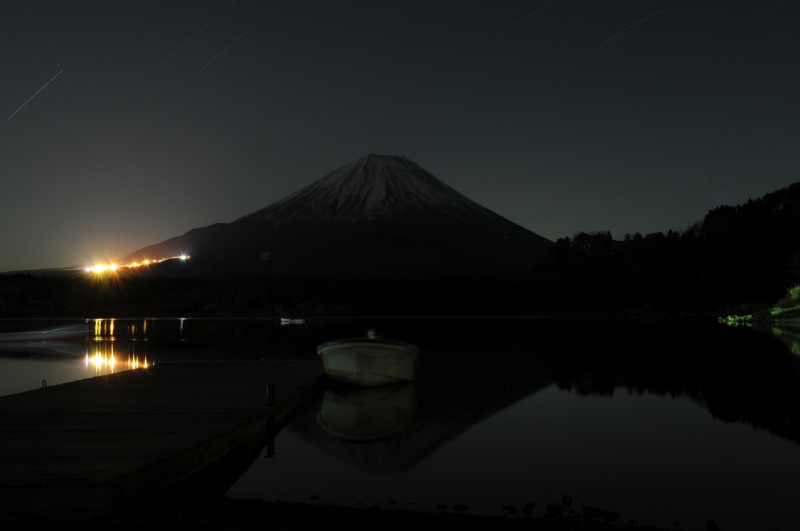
[524,180,800,312]
[789,246,800,281]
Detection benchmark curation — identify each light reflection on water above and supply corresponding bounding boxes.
[720,319,800,357]
[770,326,800,357]
[0,318,160,395]
[86,319,153,373]
[231,387,800,531]
[0,317,799,530]
[227,319,800,531]
[83,349,151,373]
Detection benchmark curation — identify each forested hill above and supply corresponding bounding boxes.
[525,181,800,312]
[2,182,799,318]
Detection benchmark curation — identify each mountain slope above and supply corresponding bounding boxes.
[120,154,552,279]
[244,155,501,224]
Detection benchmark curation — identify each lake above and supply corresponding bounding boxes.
[0,317,798,530]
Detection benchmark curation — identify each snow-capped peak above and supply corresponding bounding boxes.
[242,154,493,224]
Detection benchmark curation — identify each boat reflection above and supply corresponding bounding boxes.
[315,331,420,442]
[289,339,553,473]
[318,381,417,441]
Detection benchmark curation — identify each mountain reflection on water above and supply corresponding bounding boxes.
[317,381,417,442]
[281,319,800,476]
[1,317,799,529]
[545,320,800,448]
[1,317,798,448]
[290,344,552,473]
[226,319,800,531]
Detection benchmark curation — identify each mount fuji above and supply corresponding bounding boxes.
[120,154,552,279]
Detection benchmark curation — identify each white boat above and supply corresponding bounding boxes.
[316,337,419,387]
[280,318,306,325]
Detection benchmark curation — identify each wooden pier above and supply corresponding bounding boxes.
[0,360,324,517]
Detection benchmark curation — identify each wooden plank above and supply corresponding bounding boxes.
[0,359,323,517]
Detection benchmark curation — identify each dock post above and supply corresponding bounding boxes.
[266,381,276,457]
[265,434,275,458]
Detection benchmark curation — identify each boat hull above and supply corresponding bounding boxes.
[316,339,418,387]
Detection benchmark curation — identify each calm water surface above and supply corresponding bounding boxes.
[1,317,798,531]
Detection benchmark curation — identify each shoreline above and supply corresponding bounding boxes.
[3,497,707,531]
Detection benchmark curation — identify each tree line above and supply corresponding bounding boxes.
[523,181,800,313]
[2,181,798,317]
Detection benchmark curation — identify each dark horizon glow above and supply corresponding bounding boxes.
[1,0,799,272]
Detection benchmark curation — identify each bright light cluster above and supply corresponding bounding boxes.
[85,264,117,273]
[84,255,189,274]
[85,351,152,372]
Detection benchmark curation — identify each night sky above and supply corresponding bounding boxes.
[2,0,799,272]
